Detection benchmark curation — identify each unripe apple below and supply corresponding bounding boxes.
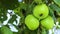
[41,16,54,30]
[33,4,49,20]
[0,26,13,34]
[25,15,39,30]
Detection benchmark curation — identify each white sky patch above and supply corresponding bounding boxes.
[8,23,18,32]
[56,22,59,26]
[8,10,15,15]
[18,0,22,2]
[3,13,11,25]
[49,29,52,34]
[54,29,60,34]
[7,10,20,32]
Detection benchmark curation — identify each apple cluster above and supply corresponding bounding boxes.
[25,4,54,30]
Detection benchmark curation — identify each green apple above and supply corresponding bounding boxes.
[0,26,13,34]
[25,15,39,30]
[41,16,54,30]
[33,4,49,20]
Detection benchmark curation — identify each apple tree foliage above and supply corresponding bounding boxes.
[0,0,60,34]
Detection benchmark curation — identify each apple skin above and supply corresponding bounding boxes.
[0,26,13,34]
[25,15,39,30]
[41,16,54,30]
[33,4,49,20]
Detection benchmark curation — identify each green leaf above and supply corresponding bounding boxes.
[0,0,19,10]
[0,9,7,23]
[8,15,17,23]
[50,4,60,13]
[50,4,60,17]
[49,7,56,24]
[23,27,37,34]
[57,17,60,25]
[53,0,60,7]
[13,32,18,34]
[19,2,27,10]
[13,7,24,17]
[40,27,47,34]
[41,29,46,34]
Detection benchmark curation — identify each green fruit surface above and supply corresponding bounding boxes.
[0,26,13,34]
[33,4,49,20]
[53,0,60,7]
[41,16,54,30]
[25,15,39,30]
